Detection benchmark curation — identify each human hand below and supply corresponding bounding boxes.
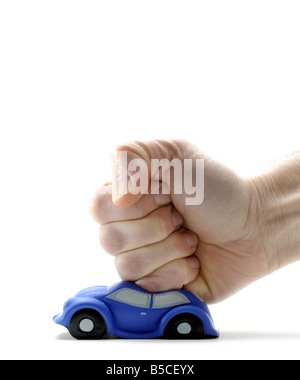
[90,140,300,303]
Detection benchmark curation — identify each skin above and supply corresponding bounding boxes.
[90,139,300,304]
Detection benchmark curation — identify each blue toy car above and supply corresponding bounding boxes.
[53,281,219,339]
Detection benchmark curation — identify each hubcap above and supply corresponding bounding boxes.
[79,318,94,333]
[177,322,192,335]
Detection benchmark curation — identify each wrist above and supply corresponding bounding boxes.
[249,157,300,272]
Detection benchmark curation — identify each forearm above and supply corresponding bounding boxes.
[251,153,300,270]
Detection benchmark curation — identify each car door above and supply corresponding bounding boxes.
[149,291,191,331]
[105,288,151,332]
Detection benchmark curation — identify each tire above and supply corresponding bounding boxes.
[164,313,204,339]
[68,309,107,340]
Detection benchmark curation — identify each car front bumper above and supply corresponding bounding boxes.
[53,312,65,326]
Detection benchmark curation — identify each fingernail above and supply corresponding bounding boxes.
[112,192,126,203]
[153,182,172,206]
[112,172,129,203]
[182,230,198,248]
[186,255,200,269]
[171,207,183,228]
[154,193,172,206]
[135,278,152,291]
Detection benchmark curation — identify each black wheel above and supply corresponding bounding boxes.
[164,313,204,339]
[68,309,107,340]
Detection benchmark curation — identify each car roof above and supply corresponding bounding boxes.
[107,281,151,294]
[107,281,196,300]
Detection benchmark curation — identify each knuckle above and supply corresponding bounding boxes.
[114,255,141,281]
[152,206,174,238]
[90,190,110,224]
[183,259,198,285]
[99,224,124,255]
[171,231,190,254]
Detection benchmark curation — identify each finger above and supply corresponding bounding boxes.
[134,256,200,292]
[111,140,187,208]
[111,146,150,207]
[114,229,198,280]
[183,277,213,304]
[90,184,171,225]
[99,205,185,255]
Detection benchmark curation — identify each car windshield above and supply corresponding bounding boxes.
[106,288,151,308]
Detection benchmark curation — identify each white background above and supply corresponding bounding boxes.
[1,0,300,360]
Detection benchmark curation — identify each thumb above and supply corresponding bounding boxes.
[111,139,188,208]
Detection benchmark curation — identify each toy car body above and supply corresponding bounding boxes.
[53,281,219,339]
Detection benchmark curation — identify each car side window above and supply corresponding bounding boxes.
[152,291,190,309]
[106,288,151,308]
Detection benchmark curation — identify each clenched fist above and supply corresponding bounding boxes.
[90,139,300,303]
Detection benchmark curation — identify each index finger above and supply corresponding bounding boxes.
[90,184,172,225]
